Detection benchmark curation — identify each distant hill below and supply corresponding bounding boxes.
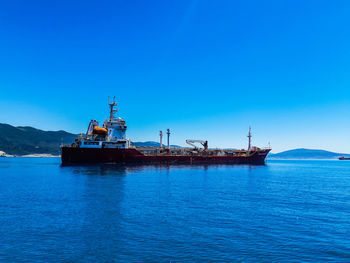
[0,123,77,155]
[268,148,350,159]
[0,123,181,155]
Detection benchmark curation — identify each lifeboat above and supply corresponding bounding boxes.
[93,126,108,135]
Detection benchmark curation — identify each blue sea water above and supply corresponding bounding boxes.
[0,158,350,262]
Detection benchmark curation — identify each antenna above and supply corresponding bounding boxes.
[247,126,252,150]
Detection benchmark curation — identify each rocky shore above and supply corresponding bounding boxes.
[0,151,59,157]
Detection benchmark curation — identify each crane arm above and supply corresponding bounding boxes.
[186,139,208,150]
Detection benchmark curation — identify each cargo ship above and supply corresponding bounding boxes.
[61,98,271,165]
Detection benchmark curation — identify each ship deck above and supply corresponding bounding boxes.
[134,146,260,157]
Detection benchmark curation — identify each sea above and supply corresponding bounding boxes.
[0,158,349,262]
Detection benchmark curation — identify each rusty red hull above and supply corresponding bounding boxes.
[61,147,271,165]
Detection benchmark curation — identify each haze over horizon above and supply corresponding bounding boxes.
[1,0,350,153]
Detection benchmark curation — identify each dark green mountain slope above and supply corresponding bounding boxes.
[0,123,179,155]
[0,123,77,155]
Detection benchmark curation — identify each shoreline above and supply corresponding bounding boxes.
[1,154,60,158]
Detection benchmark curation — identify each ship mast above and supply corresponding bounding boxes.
[247,126,252,150]
[167,129,170,150]
[108,96,118,121]
[159,131,163,149]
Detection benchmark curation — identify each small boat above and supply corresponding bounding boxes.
[339,156,350,160]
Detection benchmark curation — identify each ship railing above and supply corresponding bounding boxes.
[60,143,79,148]
[136,147,255,157]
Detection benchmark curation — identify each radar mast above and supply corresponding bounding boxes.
[247,126,252,150]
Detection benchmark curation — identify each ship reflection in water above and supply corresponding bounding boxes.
[61,162,267,176]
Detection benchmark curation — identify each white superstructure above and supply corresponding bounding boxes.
[78,97,130,149]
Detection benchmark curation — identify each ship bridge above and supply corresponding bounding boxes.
[79,97,130,149]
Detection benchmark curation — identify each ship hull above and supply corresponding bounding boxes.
[61,147,271,165]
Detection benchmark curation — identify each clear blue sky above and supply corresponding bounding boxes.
[1,0,350,153]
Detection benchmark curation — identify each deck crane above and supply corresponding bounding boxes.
[186,140,208,150]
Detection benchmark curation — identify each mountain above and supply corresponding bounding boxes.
[268,148,350,159]
[0,123,77,155]
[0,123,181,155]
